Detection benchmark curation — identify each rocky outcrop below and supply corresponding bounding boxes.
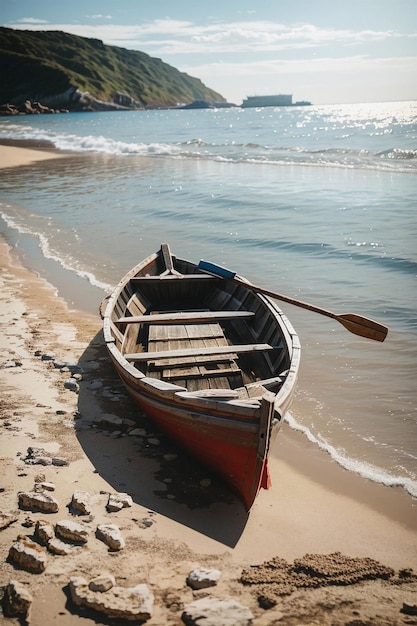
[0,100,67,115]
[0,90,140,115]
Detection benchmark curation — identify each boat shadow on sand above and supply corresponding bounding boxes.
[74,329,249,547]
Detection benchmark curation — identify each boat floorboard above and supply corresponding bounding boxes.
[145,315,244,391]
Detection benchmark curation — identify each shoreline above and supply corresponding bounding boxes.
[1,145,416,624]
[0,141,67,170]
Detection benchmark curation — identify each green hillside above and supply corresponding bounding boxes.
[0,27,225,110]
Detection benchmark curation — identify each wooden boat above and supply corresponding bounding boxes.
[102,244,300,510]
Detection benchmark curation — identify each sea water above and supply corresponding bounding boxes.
[1,101,416,498]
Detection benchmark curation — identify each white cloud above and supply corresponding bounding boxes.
[191,22,396,49]
[4,18,402,55]
[13,18,49,25]
[87,15,113,20]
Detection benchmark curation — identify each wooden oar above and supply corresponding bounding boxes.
[198,260,388,343]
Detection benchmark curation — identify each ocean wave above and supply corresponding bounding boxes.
[284,411,417,499]
[1,122,416,173]
[0,208,113,293]
[377,148,417,160]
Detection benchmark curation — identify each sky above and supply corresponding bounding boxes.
[1,0,416,105]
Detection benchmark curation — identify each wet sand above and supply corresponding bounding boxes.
[0,144,416,625]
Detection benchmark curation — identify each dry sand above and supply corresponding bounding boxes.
[0,143,65,169]
[0,144,416,625]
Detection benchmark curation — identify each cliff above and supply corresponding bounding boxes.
[0,27,225,111]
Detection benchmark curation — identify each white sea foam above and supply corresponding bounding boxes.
[1,117,416,172]
[284,412,417,499]
[0,209,113,293]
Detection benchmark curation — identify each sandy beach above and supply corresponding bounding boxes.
[1,143,416,625]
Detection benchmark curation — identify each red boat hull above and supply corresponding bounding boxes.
[117,370,279,510]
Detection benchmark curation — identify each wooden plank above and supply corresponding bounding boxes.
[180,389,240,399]
[130,274,216,284]
[149,322,200,378]
[186,322,224,339]
[245,375,283,389]
[125,343,274,363]
[117,311,255,325]
[162,363,240,380]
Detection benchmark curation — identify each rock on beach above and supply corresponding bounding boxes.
[8,535,47,573]
[187,567,221,590]
[182,597,253,626]
[106,492,133,512]
[18,491,59,513]
[69,576,154,621]
[96,524,125,551]
[55,520,89,544]
[3,580,33,619]
[71,490,92,515]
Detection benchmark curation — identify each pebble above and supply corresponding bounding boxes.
[89,573,116,592]
[129,428,147,437]
[107,492,133,512]
[40,482,55,491]
[187,567,221,590]
[3,360,22,368]
[89,380,103,390]
[163,453,178,461]
[53,360,68,369]
[64,378,80,393]
[93,413,123,427]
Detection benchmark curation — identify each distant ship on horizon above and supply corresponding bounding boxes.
[241,94,311,108]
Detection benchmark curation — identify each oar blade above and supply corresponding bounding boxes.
[337,313,388,342]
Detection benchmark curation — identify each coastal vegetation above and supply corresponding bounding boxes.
[0,27,225,111]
